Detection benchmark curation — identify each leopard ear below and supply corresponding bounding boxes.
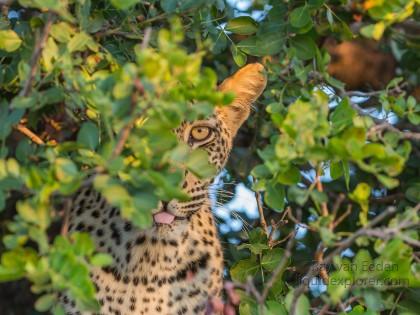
[216,63,267,136]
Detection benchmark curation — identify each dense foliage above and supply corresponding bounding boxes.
[0,0,419,314]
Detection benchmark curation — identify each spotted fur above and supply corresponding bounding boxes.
[63,63,266,315]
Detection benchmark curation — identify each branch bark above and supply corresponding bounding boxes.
[255,191,269,238]
[289,206,398,315]
[368,123,420,141]
[14,123,45,145]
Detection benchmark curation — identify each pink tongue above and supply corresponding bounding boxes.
[154,211,175,224]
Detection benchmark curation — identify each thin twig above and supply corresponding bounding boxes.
[413,252,420,263]
[389,292,403,315]
[111,27,150,158]
[60,199,72,236]
[341,296,359,310]
[315,167,329,218]
[138,12,167,26]
[370,193,405,204]
[112,111,136,158]
[331,193,346,219]
[14,123,45,145]
[364,227,420,248]
[350,102,386,124]
[318,303,331,315]
[289,206,398,315]
[344,83,405,98]
[267,207,291,247]
[315,244,329,283]
[19,13,54,97]
[245,278,262,302]
[255,191,269,237]
[259,229,296,310]
[95,28,143,39]
[141,27,152,50]
[368,123,420,141]
[287,208,316,232]
[332,204,352,229]
[269,231,294,248]
[315,166,331,283]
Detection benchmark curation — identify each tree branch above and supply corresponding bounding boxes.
[289,206,398,315]
[19,13,54,97]
[255,191,269,238]
[259,228,296,310]
[368,123,420,141]
[14,123,45,145]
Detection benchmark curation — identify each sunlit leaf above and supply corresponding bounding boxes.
[226,16,258,35]
[0,30,22,52]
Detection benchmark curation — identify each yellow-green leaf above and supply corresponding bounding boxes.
[0,30,22,52]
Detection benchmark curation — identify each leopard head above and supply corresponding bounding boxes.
[154,63,267,224]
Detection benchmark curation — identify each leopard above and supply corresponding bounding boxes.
[323,38,396,90]
[62,63,267,315]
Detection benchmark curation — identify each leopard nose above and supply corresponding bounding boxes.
[161,201,169,211]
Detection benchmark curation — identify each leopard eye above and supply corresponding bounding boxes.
[190,126,212,142]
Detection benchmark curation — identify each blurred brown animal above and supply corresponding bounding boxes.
[324,38,396,90]
[411,86,420,102]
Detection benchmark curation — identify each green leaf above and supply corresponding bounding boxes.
[55,158,78,183]
[346,305,370,315]
[185,149,216,179]
[290,35,317,60]
[0,30,22,52]
[266,301,287,315]
[328,268,353,303]
[265,182,285,211]
[17,201,37,224]
[276,166,300,185]
[237,242,269,255]
[287,185,309,206]
[52,305,66,315]
[350,183,371,201]
[353,249,372,278]
[343,161,350,190]
[363,290,383,311]
[377,174,399,189]
[251,164,271,179]
[237,228,270,255]
[110,0,140,10]
[68,32,97,53]
[360,22,385,40]
[161,0,178,13]
[331,98,356,133]
[226,16,258,35]
[285,291,310,315]
[408,112,420,125]
[405,183,420,202]
[6,159,20,177]
[261,248,286,271]
[330,161,343,180]
[290,6,311,28]
[72,233,95,256]
[50,22,74,43]
[35,293,56,312]
[90,253,113,267]
[0,265,25,282]
[231,45,247,67]
[77,122,99,150]
[230,257,259,282]
[160,0,206,13]
[237,32,284,56]
[326,7,333,25]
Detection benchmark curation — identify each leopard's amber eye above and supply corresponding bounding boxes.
[190,126,211,142]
